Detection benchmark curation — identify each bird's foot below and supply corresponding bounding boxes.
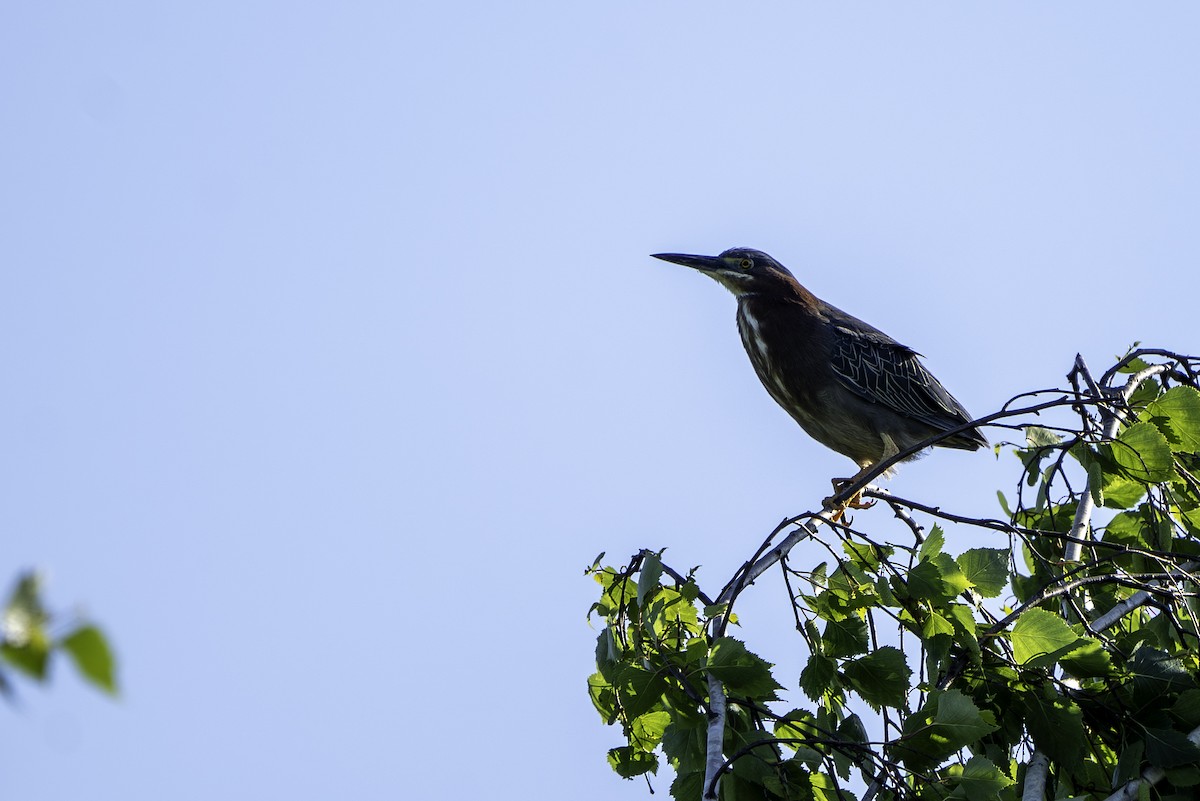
[822,478,877,522]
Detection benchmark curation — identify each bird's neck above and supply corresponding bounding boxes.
[735,278,821,310]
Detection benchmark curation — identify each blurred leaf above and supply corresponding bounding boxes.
[3,571,47,644]
[956,549,1008,597]
[0,636,50,680]
[843,646,910,709]
[59,625,117,695]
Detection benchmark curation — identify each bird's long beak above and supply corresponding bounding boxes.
[651,252,723,272]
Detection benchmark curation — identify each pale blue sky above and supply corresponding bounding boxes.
[2,3,1198,799]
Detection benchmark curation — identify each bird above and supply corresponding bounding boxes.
[652,247,986,511]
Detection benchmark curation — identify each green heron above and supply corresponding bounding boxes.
[652,248,986,507]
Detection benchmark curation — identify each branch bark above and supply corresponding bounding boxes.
[703,673,727,800]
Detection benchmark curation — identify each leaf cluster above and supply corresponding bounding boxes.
[587,350,1200,800]
[1,570,118,699]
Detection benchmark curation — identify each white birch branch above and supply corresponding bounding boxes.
[1020,750,1050,801]
[702,672,727,800]
[1102,722,1200,801]
[1065,361,1169,562]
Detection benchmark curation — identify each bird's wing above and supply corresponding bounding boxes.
[827,315,974,430]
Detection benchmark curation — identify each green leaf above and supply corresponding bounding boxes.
[843,646,911,709]
[896,689,998,770]
[644,587,700,640]
[1146,385,1200,453]
[1,572,51,680]
[615,665,668,720]
[933,553,972,597]
[901,560,952,603]
[588,672,616,719]
[821,615,869,658]
[1116,741,1145,785]
[1100,467,1149,508]
[1,637,50,680]
[1113,421,1174,483]
[631,710,671,751]
[662,717,708,776]
[1130,648,1197,704]
[1172,689,1200,728]
[800,654,838,701]
[1058,636,1113,679]
[921,611,955,639]
[774,708,820,744]
[595,628,620,678]
[4,572,48,635]
[1026,426,1061,449]
[1022,691,1086,770]
[996,490,1012,517]
[607,745,658,778]
[706,637,784,700]
[947,755,1015,800]
[1018,427,1062,487]
[59,625,117,695]
[637,553,662,606]
[1011,609,1090,668]
[1144,726,1200,769]
[956,549,1008,598]
[919,525,945,562]
[1164,765,1200,787]
[669,771,704,801]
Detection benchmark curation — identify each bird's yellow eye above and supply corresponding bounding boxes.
[739,258,754,270]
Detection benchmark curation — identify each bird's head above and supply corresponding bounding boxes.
[651,247,798,298]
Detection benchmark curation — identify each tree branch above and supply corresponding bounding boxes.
[703,672,727,800]
[1021,750,1050,801]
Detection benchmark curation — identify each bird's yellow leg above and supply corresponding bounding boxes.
[823,434,899,517]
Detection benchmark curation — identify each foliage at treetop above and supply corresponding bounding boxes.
[587,349,1200,801]
[1,570,118,700]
